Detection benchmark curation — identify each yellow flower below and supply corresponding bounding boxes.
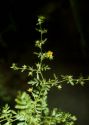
[46,51,53,59]
[27,88,33,93]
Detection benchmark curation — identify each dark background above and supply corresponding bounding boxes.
[0,0,89,125]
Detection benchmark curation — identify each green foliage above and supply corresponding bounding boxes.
[0,15,89,125]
